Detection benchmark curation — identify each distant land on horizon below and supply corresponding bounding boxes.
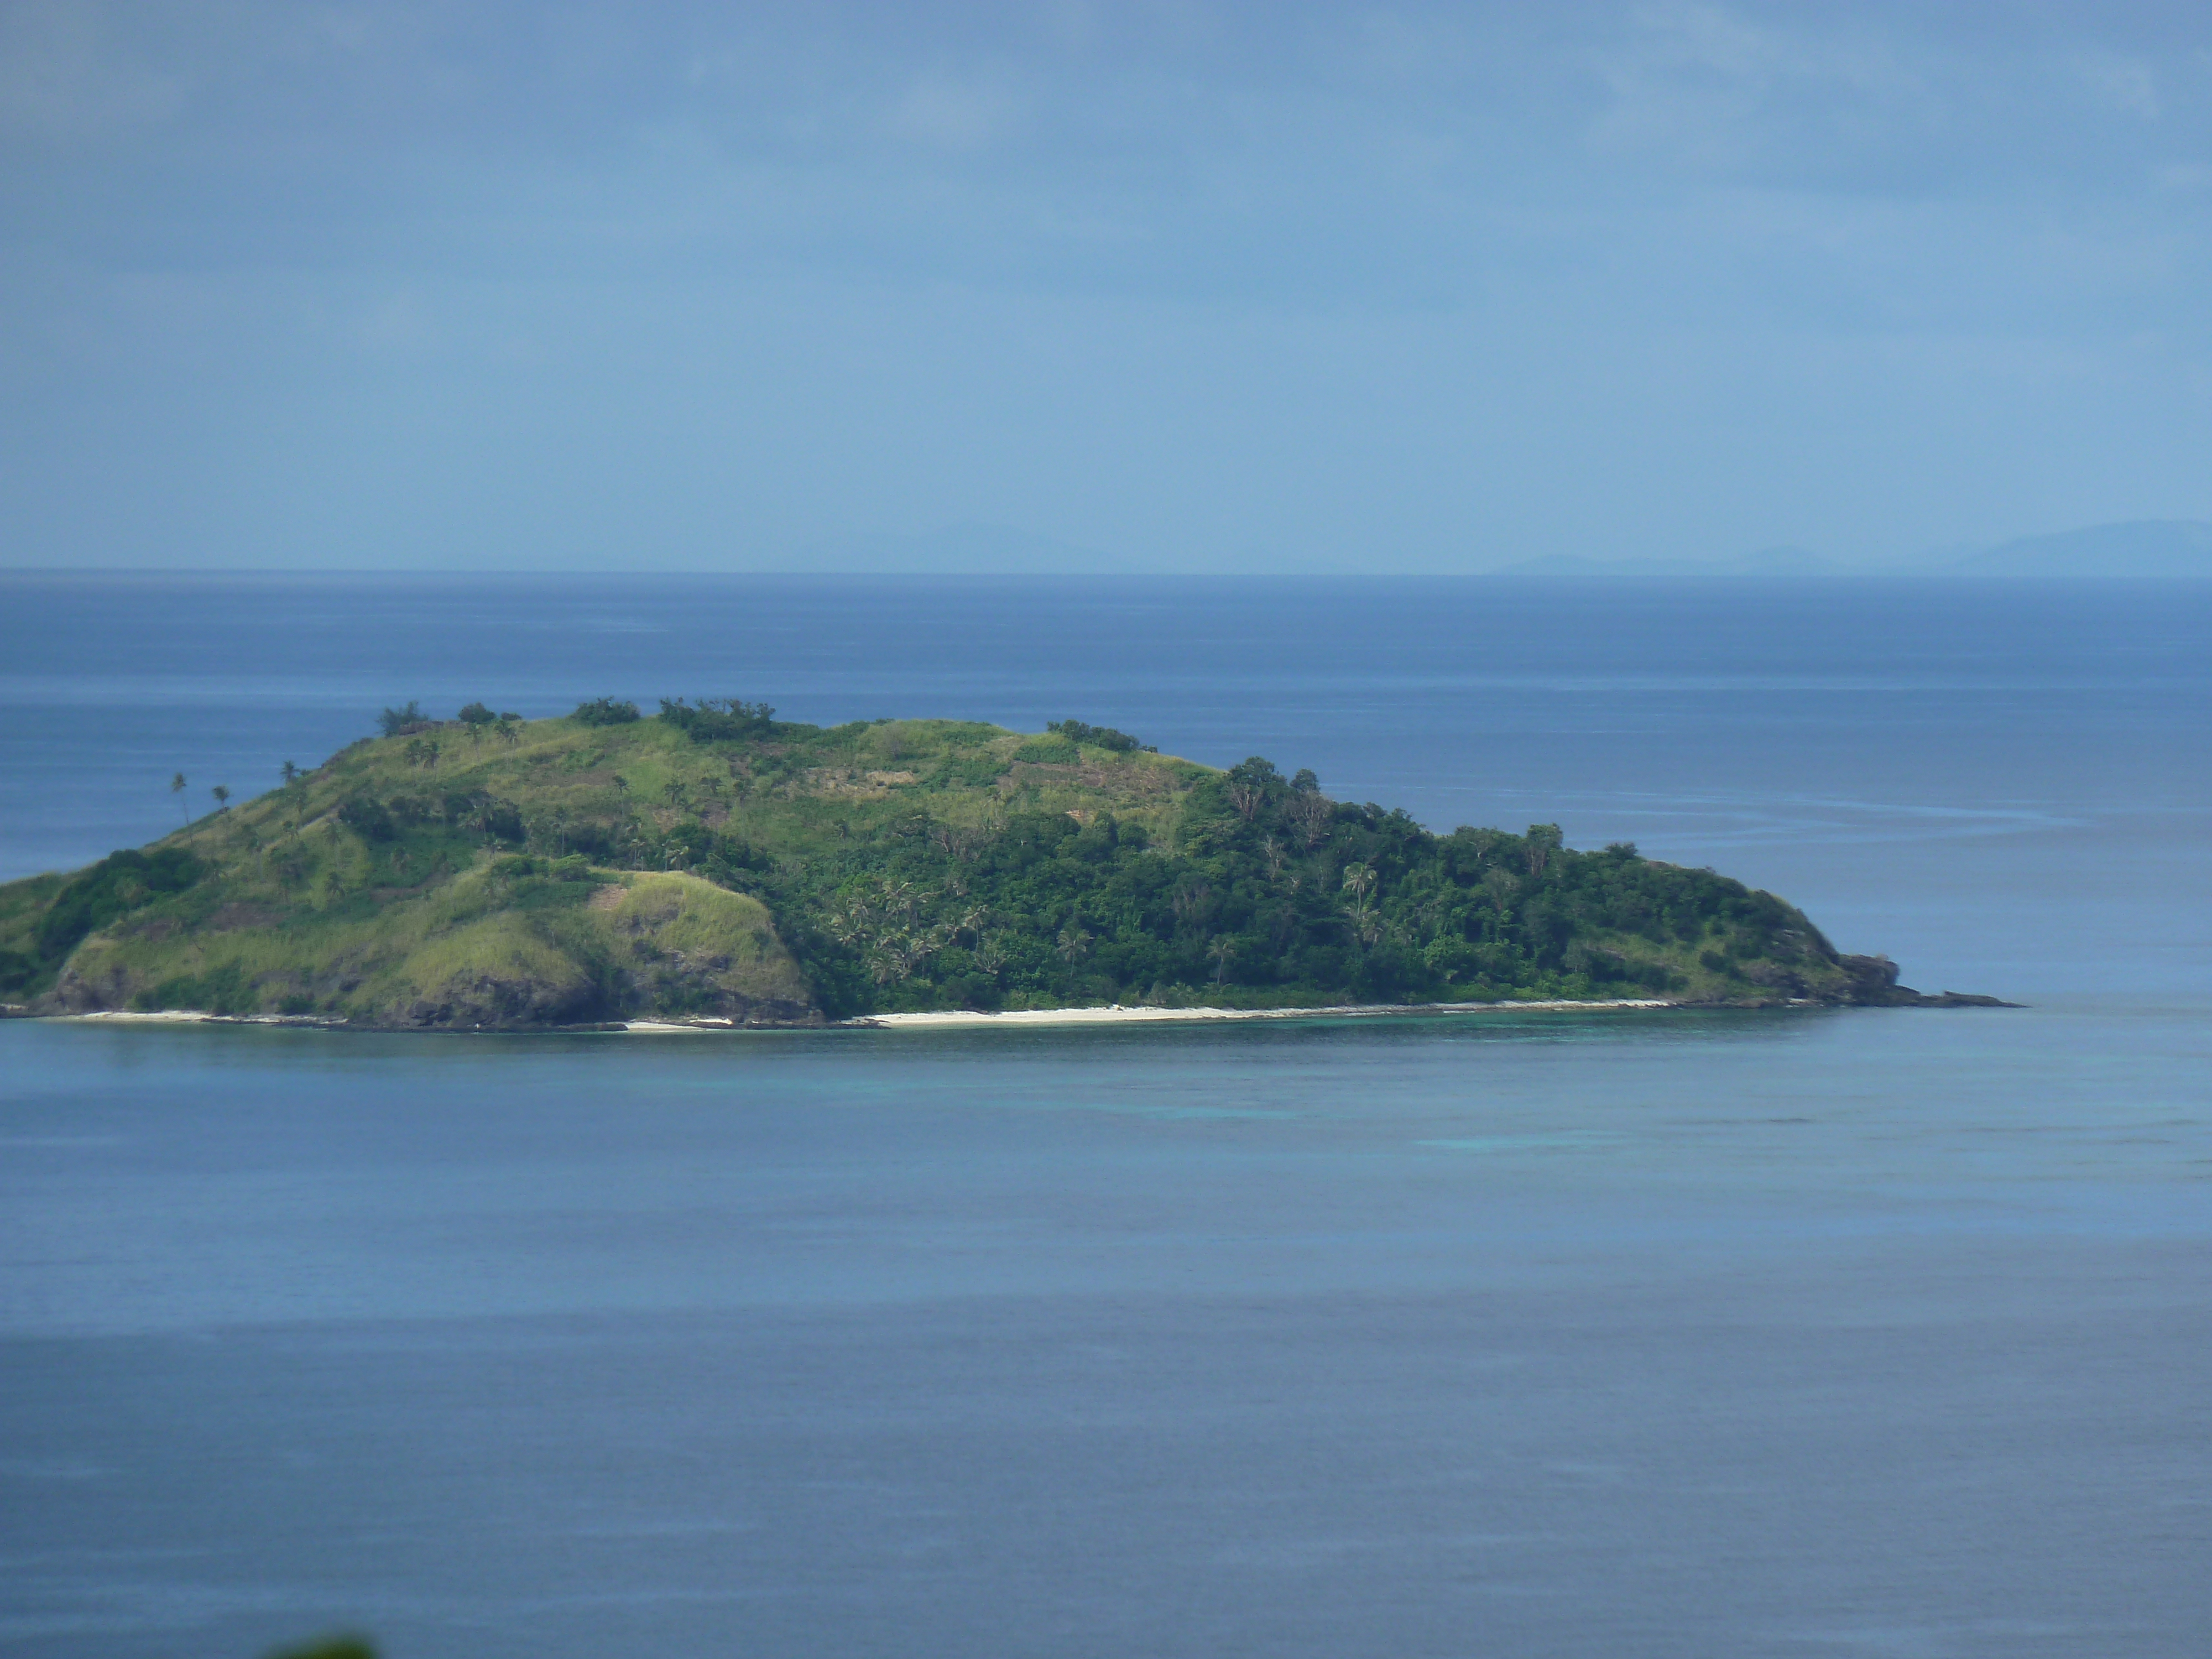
[674,517,2212,579]
[4,519,2208,581]
[1490,520,2212,581]
[1946,520,2212,578]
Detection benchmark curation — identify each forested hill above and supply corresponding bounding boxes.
[0,701,1995,1027]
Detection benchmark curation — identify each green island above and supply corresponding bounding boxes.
[0,700,2002,1028]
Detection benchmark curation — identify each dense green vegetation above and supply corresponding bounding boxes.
[0,701,1955,1026]
[264,1637,374,1659]
[0,849,201,999]
[748,750,1866,1018]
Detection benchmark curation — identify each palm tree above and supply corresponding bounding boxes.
[1206,936,1236,985]
[1055,923,1092,965]
[469,794,511,844]
[211,785,231,812]
[280,760,299,786]
[1342,863,1380,946]
[171,772,188,826]
[875,876,915,925]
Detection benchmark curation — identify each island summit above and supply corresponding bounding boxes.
[0,701,2004,1029]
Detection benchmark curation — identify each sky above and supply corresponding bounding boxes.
[2,1,2209,573]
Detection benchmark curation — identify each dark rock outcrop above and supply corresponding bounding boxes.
[1836,954,2017,1008]
[398,973,603,1030]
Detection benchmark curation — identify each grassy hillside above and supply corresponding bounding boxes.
[0,700,1959,1026]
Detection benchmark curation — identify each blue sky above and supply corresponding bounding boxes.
[3,2,2208,571]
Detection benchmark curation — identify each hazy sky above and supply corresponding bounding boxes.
[3,2,2208,572]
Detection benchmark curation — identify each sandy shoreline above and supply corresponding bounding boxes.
[847,998,1673,1030]
[29,999,1677,1032]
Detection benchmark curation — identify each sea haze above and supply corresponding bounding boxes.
[2,574,2209,1658]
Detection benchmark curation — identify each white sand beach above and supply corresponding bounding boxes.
[39,1003,1672,1033]
[848,998,1672,1030]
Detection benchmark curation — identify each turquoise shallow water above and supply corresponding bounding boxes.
[2,575,2210,1656]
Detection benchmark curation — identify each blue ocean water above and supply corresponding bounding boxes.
[2,574,2209,1657]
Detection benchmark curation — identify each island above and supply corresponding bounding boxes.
[0,701,2006,1029]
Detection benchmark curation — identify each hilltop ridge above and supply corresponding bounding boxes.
[0,701,2002,1027]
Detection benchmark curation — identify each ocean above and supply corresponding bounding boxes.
[2,573,2208,1657]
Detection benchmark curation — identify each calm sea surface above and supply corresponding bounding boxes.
[2,575,2209,1657]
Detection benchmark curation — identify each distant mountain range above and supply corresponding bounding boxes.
[1947,520,2212,577]
[1493,546,1853,578]
[1490,520,2212,580]
[787,518,2212,579]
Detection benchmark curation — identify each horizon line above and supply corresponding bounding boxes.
[4,565,2210,582]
